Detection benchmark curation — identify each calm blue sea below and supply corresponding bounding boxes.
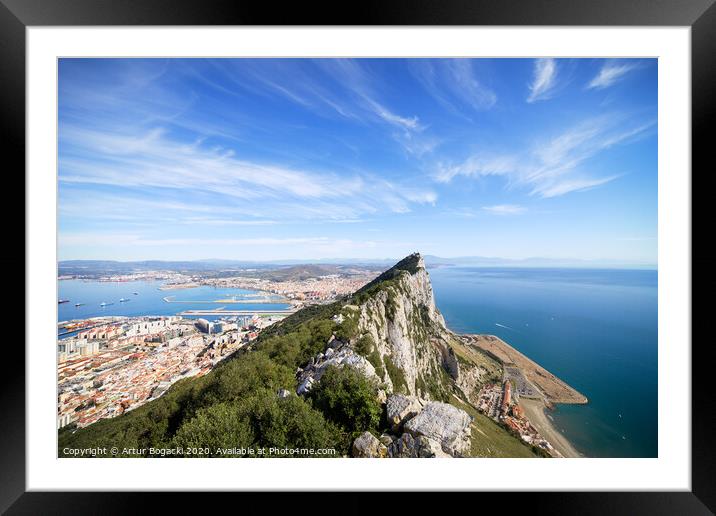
[428,266,657,458]
[58,280,290,326]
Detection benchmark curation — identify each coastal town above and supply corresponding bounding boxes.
[60,267,379,304]
[196,273,378,302]
[57,314,283,429]
[57,269,380,431]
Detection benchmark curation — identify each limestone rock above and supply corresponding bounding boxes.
[352,431,387,458]
[403,401,473,456]
[355,253,452,397]
[296,344,380,396]
[387,432,452,458]
[377,389,388,404]
[296,376,315,395]
[379,434,394,447]
[388,432,417,458]
[386,394,422,432]
[415,436,450,458]
[443,346,460,381]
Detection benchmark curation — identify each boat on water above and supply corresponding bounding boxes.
[58,299,70,304]
[100,302,114,307]
[119,298,130,303]
[74,303,84,307]
[133,292,139,295]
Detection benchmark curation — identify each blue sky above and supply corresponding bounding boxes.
[58,58,657,264]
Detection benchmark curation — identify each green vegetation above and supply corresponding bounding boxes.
[352,276,402,308]
[357,253,421,295]
[334,307,359,342]
[351,252,420,308]
[384,355,409,394]
[259,301,341,339]
[308,365,382,442]
[415,361,453,402]
[354,334,385,379]
[173,394,340,457]
[259,318,335,370]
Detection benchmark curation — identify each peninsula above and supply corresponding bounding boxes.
[58,253,587,459]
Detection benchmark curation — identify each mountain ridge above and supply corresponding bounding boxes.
[58,252,543,458]
[59,255,657,271]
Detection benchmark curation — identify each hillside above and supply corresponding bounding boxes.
[58,253,543,458]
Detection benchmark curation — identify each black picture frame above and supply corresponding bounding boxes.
[1,0,712,513]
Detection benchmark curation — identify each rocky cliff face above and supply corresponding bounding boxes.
[295,252,498,407]
[348,253,458,400]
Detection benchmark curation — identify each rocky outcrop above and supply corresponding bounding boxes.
[403,402,473,457]
[439,344,460,381]
[358,395,473,458]
[352,431,388,458]
[386,432,451,458]
[386,394,422,432]
[296,340,380,395]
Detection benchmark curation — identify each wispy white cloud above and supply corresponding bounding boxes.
[434,156,516,183]
[59,124,437,223]
[527,58,558,103]
[482,204,527,215]
[587,62,638,90]
[364,98,421,131]
[409,59,496,115]
[393,131,441,157]
[317,59,440,156]
[433,114,655,198]
[447,60,497,110]
[530,175,618,198]
[59,233,379,250]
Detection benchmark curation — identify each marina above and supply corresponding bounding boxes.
[58,279,295,327]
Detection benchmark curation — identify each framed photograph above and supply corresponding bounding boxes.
[3,0,712,512]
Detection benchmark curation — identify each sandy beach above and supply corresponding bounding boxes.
[520,398,581,458]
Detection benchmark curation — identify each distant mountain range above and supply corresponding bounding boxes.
[59,255,656,275]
